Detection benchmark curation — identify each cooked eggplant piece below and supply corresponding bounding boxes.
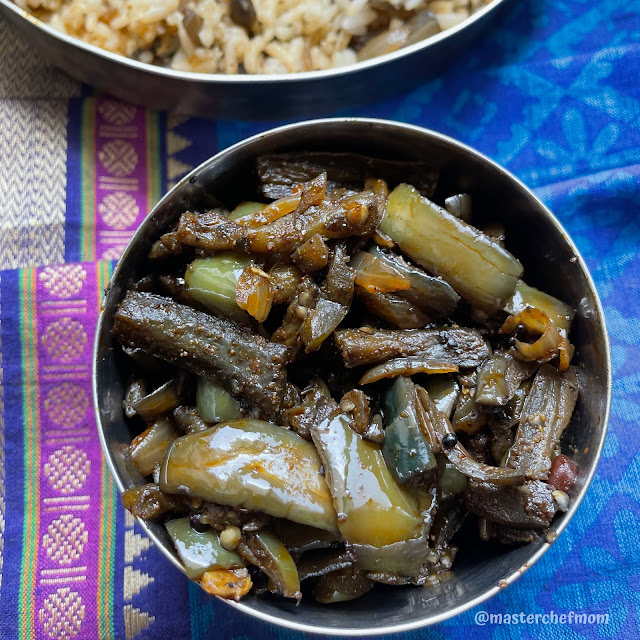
[416,386,524,486]
[197,502,271,533]
[355,288,431,329]
[300,243,355,352]
[335,327,489,368]
[380,184,523,310]
[130,416,179,477]
[268,264,303,304]
[430,498,467,549]
[272,277,319,355]
[465,479,557,529]
[366,245,460,318]
[309,406,423,547]
[283,377,333,440]
[421,377,459,418]
[383,377,437,483]
[161,420,338,533]
[504,282,574,333]
[196,378,242,423]
[184,253,252,320]
[175,190,384,256]
[112,292,288,420]
[474,351,537,406]
[149,229,185,260]
[296,171,328,210]
[505,365,579,481]
[339,389,371,435]
[297,549,353,581]
[301,298,347,352]
[490,380,531,432]
[132,377,183,421]
[273,521,340,557]
[313,567,373,604]
[465,431,492,465]
[441,464,468,498]
[360,357,458,385]
[173,405,210,434]
[350,535,432,575]
[166,517,244,579]
[489,428,515,467]
[451,391,488,435]
[256,152,438,200]
[292,234,329,273]
[238,531,301,601]
[121,483,189,520]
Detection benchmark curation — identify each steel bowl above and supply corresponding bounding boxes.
[0,0,511,119]
[93,118,611,635]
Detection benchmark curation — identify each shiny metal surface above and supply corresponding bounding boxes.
[93,118,611,635]
[0,0,510,119]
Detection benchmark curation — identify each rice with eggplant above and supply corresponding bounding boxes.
[14,0,491,74]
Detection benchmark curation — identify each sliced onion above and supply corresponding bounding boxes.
[373,230,396,249]
[364,177,389,199]
[237,195,300,226]
[235,265,274,322]
[351,251,410,294]
[500,308,562,363]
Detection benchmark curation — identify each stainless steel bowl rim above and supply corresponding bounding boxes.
[3,0,505,83]
[93,117,612,636]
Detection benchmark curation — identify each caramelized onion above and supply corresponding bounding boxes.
[500,308,562,363]
[235,265,274,322]
[351,251,411,294]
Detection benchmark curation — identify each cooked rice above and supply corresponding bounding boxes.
[15,0,492,74]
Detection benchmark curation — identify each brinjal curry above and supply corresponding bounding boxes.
[113,152,580,604]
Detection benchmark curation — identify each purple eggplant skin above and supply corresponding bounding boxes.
[256,152,439,201]
[112,291,288,420]
[505,365,579,481]
[334,327,489,369]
